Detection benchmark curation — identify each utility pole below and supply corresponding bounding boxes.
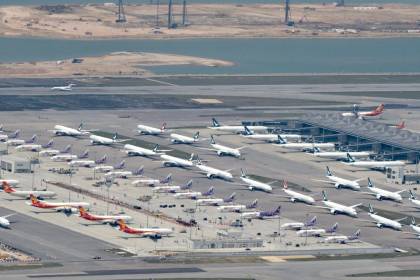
[284,0,290,24]
[116,0,127,23]
[168,0,173,29]
[155,0,160,27]
[182,0,187,26]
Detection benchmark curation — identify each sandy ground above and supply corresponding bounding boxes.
[0,4,419,39]
[0,51,233,78]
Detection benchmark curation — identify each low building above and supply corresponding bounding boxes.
[0,155,31,173]
[190,238,263,249]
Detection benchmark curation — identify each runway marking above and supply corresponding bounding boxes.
[145,78,178,86]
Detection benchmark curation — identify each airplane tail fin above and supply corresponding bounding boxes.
[224,192,236,202]
[189,153,195,161]
[409,189,417,200]
[153,144,159,153]
[243,126,253,136]
[115,160,126,169]
[283,180,288,190]
[306,216,317,227]
[368,203,375,214]
[273,205,281,215]
[182,180,193,190]
[210,135,216,145]
[161,173,172,184]
[322,190,328,201]
[211,118,220,127]
[95,155,107,164]
[62,144,72,154]
[375,104,385,113]
[27,134,37,143]
[367,177,374,188]
[240,168,246,178]
[29,194,38,205]
[112,133,118,141]
[193,131,200,140]
[277,134,287,144]
[396,121,405,129]
[79,149,89,159]
[313,147,321,153]
[346,153,355,163]
[326,166,332,177]
[78,122,84,131]
[247,199,258,209]
[0,124,3,132]
[161,122,167,132]
[43,139,54,148]
[350,229,361,240]
[78,206,87,217]
[411,217,416,226]
[117,219,126,231]
[2,182,14,193]
[204,186,214,196]
[133,166,144,176]
[327,222,339,233]
[11,129,20,139]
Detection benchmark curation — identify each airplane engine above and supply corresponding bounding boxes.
[207,174,215,179]
[376,194,382,201]
[330,209,336,215]
[290,198,296,203]
[248,186,254,191]
[376,223,383,228]
[217,151,223,156]
[335,183,341,189]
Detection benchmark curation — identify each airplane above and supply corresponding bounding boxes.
[311,147,371,161]
[280,181,315,204]
[0,124,3,133]
[51,83,75,91]
[170,132,200,144]
[240,205,281,220]
[316,190,360,217]
[105,166,144,179]
[173,186,214,199]
[117,219,172,239]
[137,123,167,135]
[361,178,405,202]
[365,204,404,230]
[0,129,20,142]
[2,182,56,199]
[51,154,78,162]
[406,217,420,239]
[94,160,124,173]
[344,153,405,170]
[323,229,361,244]
[408,190,420,208]
[389,120,405,130]
[39,144,71,157]
[78,149,89,159]
[90,133,127,145]
[131,173,172,187]
[0,179,19,187]
[15,139,54,152]
[0,213,16,229]
[68,160,96,168]
[28,194,90,214]
[152,180,193,193]
[195,162,234,181]
[123,144,165,157]
[94,155,107,165]
[239,169,273,192]
[52,123,90,137]
[78,206,132,225]
[273,136,335,151]
[281,216,317,230]
[342,104,384,118]
[197,192,236,206]
[6,134,37,146]
[242,126,301,142]
[160,153,194,168]
[296,222,338,237]
[208,118,267,134]
[313,166,362,191]
[217,199,258,213]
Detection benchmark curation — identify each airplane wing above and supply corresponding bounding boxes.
[310,205,331,210]
[238,146,247,150]
[196,147,218,152]
[1,213,16,219]
[396,190,407,194]
[360,191,376,196]
[225,168,234,172]
[354,178,365,183]
[350,203,363,208]
[312,179,334,184]
[401,231,420,236]
[395,217,407,222]
[267,180,278,185]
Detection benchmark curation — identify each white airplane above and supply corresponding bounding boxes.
[242,126,301,142]
[39,144,71,157]
[314,166,362,191]
[28,194,90,214]
[0,129,20,142]
[51,154,78,162]
[0,179,19,187]
[240,206,281,220]
[408,190,420,208]
[52,123,90,137]
[68,160,96,168]
[195,162,234,181]
[123,144,166,157]
[160,154,194,168]
[239,169,273,192]
[296,222,338,237]
[173,186,214,200]
[137,123,166,135]
[317,190,360,217]
[366,204,404,230]
[208,118,267,134]
[281,216,317,230]
[117,220,172,239]
[407,217,420,238]
[202,135,244,158]
[15,139,54,152]
[280,181,315,204]
[273,136,335,151]
[105,167,144,179]
[51,83,75,91]
[217,199,258,213]
[0,213,15,228]
[344,153,406,170]
[152,180,193,193]
[170,132,200,144]
[342,104,384,118]
[131,173,172,187]
[78,207,132,224]
[311,147,371,160]
[94,160,125,173]
[197,192,236,206]
[90,133,127,145]
[2,182,56,199]
[323,229,361,244]
[361,178,405,202]
[6,134,37,146]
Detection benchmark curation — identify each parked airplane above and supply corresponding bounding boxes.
[362,178,405,202]
[105,166,144,179]
[195,162,234,181]
[51,154,78,162]
[389,120,405,130]
[274,136,335,151]
[152,180,193,193]
[94,155,107,165]
[90,133,127,145]
[173,186,214,200]
[117,219,172,239]
[52,123,90,137]
[342,104,385,118]
[131,173,172,187]
[160,154,194,168]
[68,160,96,168]
[0,179,19,187]
[123,144,165,157]
[240,206,281,220]
[296,222,338,237]
[408,190,420,208]
[78,207,132,224]
[28,194,90,213]
[2,182,56,199]
[242,126,301,142]
[314,166,362,191]
[281,216,317,230]
[323,229,361,244]
[311,147,370,161]
[407,217,420,238]
[316,191,360,217]
[16,139,54,152]
[344,153,405,170]
[208,118,267,134]
[202,135,244,157]
[197,192,236,206]
[366,204,404,230]
[239,169,273,192]
[6,134,37,146]
[170,132,200,144]
[217,199,258,213]
[40,144,71,157]
[280,181,315,204]
[51,83,75,91]
[0,129,20,142]
[94,160,125,173]
[137,123,166,135]
[0,213,15,229]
